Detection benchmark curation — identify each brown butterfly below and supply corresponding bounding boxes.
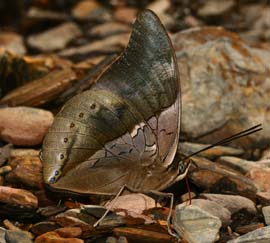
[41,9,262,198]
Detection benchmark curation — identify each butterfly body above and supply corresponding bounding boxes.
[42,10,184,196]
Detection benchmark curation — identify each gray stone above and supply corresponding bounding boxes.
[188,199,231,226]
[5,230,33,243]
[200,194,257,214]
[227,226,270,243]
[173,204,221,243]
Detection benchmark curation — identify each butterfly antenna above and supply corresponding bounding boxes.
[182,123,262,161]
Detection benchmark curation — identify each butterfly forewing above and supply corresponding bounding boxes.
[42,10,181,195]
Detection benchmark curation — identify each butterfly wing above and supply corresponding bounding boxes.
[42,10,180,195]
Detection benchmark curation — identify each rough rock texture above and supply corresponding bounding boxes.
[172,27,270,148]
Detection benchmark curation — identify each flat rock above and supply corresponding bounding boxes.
[262,206,270,225]
[188,156,258,200]
[0,228,6,243]
[173,204,221,243]
[0,107,53,146]
[0,186,38,208]
[54,227,82,238]
[27,22,82,52]
[5,230,33,243]
[227,226,270,243]
[5,156,42,188]
[0,32,26,55]
[35,231,83,243]
[187,199,231,226]
[198,0,235,17]
[200,193,257,214]
[30,222,60,236]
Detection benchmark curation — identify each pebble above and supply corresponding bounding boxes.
[0,31,26,55]
[0,186,38,208]
[262,206,270,225]
[5,230,33,243]
[34,231,83,243]
[5,156,42,188]
[31,222,60,236]
[27,22,82,52]
[198,0,235,17]
[0,227,6,243]
[200,194,257,214]
[188,199,231,226]
[173,204,221,243]
[0,107,54,146]
[227,226,270,243]
[54,227,82,238]
[247,168,270,192]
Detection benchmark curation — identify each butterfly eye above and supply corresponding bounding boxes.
[178,162,187,174]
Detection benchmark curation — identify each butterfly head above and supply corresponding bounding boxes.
[177,158,193,180]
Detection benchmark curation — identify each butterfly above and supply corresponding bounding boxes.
[41,9,190,196]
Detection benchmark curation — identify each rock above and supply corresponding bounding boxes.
[114,7,137,24]
[0,186,38,208]
[35,231,83,243]
[188,156,258,200]
[198,0,235,17]
[0,227,5,243]
[173,204,222,243]
[200,194,257,214]
[55,209,92,229]
[172,27,270,148]
[5,230,33,243]
[262,206,270,225]
[5,156,42,188]
[235,223,265,235]
[10,149,39,158]
[105,193,160,216]
[187,199,231,226]
[256,192,270,205]
[31,222,60,236]
[0,32,26,55]
[0,176,4,186]
[54,227,82,238]
[27,7,68,21]
[88,22,130,38]
[72,0,109,21]
[0,68,77,107]
[227,226,270,243]
[59,33,129,58]
[0,107,53,146]
[27,22,82,52]
[247,168,270,192]
[179,142,244,160]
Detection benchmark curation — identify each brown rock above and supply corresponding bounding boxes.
[72,0,104,20]
[114,7,137,23]
[35,231,84,243]
[55,227,82,238]
[31,222,60,236]
[0,165,12,175]
[247,168,270,192]
[5,156,42,188]
[0,107,53,146]
[198,0,235,17]
[27,22,82,52]
[188,156,258,200]
[0,31,26,55]
[1,68,77,107]
[0,186,38,208]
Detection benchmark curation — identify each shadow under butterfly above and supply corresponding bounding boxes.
[42,9,185,195]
